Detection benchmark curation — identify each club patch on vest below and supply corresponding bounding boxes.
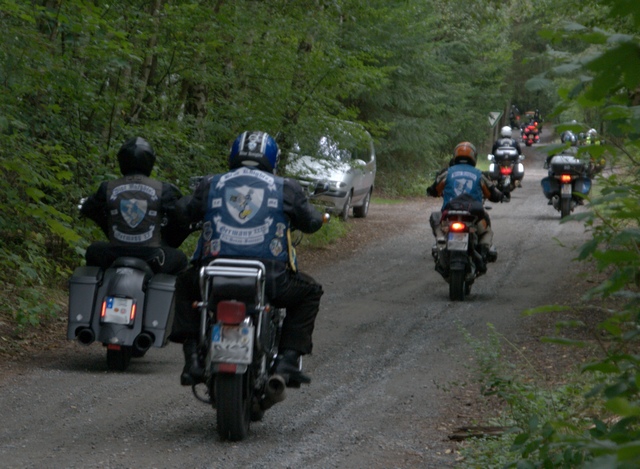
[225,186,264,224]
[120,199,147,228]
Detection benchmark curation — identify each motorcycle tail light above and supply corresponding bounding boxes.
[500,166,513,175]
[450,221,466,232]
[217,363,238,373]
[217,300,246,324]
[560,174,572,183]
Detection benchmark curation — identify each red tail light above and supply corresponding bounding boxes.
[560,174,572,183]
[217,300,246,324]
[129,303,136,322]
[500,166,513,175]
[450,222,466,232]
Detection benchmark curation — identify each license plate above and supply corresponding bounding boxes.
[561,183,572,195]
[102,296,133,325]
[447,232,469,252]
[210,324,254,365]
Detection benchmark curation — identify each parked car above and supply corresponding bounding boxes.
[284,122,376,221]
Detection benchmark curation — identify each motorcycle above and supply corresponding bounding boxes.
[67,256,177,371]
[541,153,591,219]
[487,147,525,197]
[430,199,497,301]
[523,128,539,147]
[188,183,329,441]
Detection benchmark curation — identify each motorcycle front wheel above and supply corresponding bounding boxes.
[215,373,251,441]
[449,269,466,301]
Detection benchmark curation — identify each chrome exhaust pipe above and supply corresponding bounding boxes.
[133,332,154,354]
[260,374,287,411]
[76,328,95,345]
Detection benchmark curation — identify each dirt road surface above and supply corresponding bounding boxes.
[0,138,592,468]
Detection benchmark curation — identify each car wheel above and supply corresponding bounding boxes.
[353,189,371,218]
[340,192,352,222]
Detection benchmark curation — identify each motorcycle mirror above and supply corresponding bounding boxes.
[487,154,495,161]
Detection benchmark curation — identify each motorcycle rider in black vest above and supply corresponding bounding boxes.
[491,125,522,156]
[170,130,326,388]
[80,137,188,274]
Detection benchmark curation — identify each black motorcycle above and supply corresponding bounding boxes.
[67,257,176,371]
[430,200,497,301]
[541,153,592,219]
[486,147,525,198]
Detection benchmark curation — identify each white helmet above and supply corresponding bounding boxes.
[500,126,512,138]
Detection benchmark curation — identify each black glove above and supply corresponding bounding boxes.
[426,185,437,197]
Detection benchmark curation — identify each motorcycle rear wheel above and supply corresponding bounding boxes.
[106,346,132,371]
[560,197,571,218]
[214,373,251,441]
[449,269,466,301]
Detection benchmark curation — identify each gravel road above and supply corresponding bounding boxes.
[0,138,592,469]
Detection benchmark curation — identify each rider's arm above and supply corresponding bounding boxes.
[80,182,109,237]
[426,169,447,197]
[283,178,324,234]
[481,176,505,203]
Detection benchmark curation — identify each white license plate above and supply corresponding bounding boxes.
[210,324,254,365]
[102,297,133,325]
[561,183,572,195]
[447,232,469,252]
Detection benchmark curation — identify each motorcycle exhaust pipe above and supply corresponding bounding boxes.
[260,374,287,411]
[76,328,95,345]
[133,332,154,354]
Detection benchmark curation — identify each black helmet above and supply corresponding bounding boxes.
[229,131,280,173]
[117,137,156,176]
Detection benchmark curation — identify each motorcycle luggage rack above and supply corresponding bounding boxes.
[198,259,267,345]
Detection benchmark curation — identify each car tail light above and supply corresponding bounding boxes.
[217,300,246,324]
[450,222,466,232]
[560,174,572,183]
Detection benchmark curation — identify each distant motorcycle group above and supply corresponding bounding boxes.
[427,122,605,301]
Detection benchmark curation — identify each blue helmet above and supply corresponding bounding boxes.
[229,131,280,173]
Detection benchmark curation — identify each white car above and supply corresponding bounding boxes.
[284,123,376,221]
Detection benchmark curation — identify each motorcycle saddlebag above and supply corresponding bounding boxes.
[573,177,592,197]
[144,273,177,347]
[67,266,103,340]
[540,176,560,199]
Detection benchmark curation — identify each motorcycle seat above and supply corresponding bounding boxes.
[111,257,154,277]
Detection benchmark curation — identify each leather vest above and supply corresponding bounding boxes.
[442,164,483,209]
[193,167,294,268]
[106,175,163,247]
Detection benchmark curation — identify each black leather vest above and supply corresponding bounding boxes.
[106,175,163,247]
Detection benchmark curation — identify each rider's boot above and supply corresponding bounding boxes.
[180,339,204,386]
[274,349,311,388]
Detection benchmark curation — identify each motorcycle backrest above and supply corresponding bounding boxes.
[210,276,259,311]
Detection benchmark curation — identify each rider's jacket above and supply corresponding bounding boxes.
[192,167,293,268]
[106,175,163,247]
[492,137,521,155]
[442,164,484,209]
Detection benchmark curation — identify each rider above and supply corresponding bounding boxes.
[80,137,189,274]
[426,142,505,274]
[170,130,326,388]
[491,125,522,156]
